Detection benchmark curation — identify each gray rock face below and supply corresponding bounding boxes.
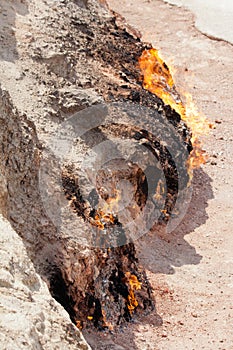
[0,215,91,350]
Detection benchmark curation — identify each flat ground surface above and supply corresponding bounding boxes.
[161,0,233,44]
[85,0,233,349]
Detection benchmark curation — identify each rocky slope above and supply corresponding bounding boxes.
[0,0,191,348]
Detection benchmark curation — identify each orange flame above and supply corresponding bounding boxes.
[91,189,121,230]
[124,272,142,314]
[102,309,114,331]
[76,320,83,330]
[139,48,211,170]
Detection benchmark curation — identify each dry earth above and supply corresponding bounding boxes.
[87,0,233,349]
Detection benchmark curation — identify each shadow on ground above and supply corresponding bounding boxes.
[137,168,213,275]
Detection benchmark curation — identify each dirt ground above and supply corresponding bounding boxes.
[84,0,233,349]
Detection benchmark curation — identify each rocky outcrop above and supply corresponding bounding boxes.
[0,0,191,346]
[0,214,90,350]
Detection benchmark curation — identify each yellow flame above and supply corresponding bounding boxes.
[127,289,138,313]
[127,273,142,290]
[139,48,212,170]
[125,272,142,314]
[102,309,114,331]
[91,189,121,230]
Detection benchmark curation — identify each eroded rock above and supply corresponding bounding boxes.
[0,215,90,350]
[0,0,191,345]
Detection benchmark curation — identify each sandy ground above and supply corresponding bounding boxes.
[162,0,233,44]
[86,0,233,349]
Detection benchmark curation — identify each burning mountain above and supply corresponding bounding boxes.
[0,0,202,337]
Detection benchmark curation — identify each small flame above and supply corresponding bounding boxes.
[139,48,211,170]
[102,309,114,331]
[91,189,121,230]
[76,320,83,330]
[127,289,139,313]
[124,272,142,314]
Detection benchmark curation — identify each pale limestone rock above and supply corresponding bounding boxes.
[0,215,91,350]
